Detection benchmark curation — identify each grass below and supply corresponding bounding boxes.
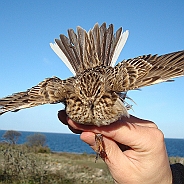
[169,157,184,165]
[0,143,114,184]
[0,143,183,184]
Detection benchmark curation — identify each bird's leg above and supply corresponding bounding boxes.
[95,133,107,162]
[118,92,136,111]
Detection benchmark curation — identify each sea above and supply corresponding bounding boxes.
[0,130,184,157]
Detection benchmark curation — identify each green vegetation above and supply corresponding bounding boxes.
[0,143,114,184]
[26,133,46,147]
[2,130,21,144]
[1,130,184,183]
[169,157,184,165]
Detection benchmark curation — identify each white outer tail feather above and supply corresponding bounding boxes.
[110,30,129,67]
[50,43,76,75]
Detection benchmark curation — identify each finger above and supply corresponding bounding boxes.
[80,132,128,164]
[58,110,68,125]
[80,132,120,155]
[67,114,156,131]
[80,132,95,147]
[120,115,157,128]
[58,111,83,134]
[68,124,83,134]
[80,132,129,152]
[68,117,159,149]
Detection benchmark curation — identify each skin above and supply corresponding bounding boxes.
[58,110,172,184]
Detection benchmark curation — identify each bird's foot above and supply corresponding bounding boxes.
[95,133,107,162]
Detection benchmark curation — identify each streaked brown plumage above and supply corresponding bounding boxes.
[1,23,184,159]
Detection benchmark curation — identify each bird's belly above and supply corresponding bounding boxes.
[66,98,129,127]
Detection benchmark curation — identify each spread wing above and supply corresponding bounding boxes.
[106,50,184,92]
[50,23,129,75]
[0,77,74,115]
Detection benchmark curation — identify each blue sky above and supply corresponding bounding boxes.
[0,1,184,138]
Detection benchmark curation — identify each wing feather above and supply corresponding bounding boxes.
[0,77,73,115]
[108,50,184,92]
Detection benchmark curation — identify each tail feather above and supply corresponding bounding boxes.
[50,42,76,75]
[50,23,129,75]
[110,29,129,67]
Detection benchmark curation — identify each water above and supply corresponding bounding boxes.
[0,130,95,154]
[0,130,184,157]
[165,138,184,157]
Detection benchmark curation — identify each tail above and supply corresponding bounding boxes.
[50,23,129,75]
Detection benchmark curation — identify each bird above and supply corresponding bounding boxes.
[0,23,184,159]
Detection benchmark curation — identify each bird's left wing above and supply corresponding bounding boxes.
[0,77,73,115]
[106,50,184,92]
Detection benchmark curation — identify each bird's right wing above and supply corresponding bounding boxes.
[0,77,73,115]
[106,50,184,92]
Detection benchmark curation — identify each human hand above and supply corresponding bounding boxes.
[58,110,172,184]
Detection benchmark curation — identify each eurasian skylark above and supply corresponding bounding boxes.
[0,23,184,158]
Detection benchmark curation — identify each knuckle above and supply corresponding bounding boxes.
[153,128,165,142]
